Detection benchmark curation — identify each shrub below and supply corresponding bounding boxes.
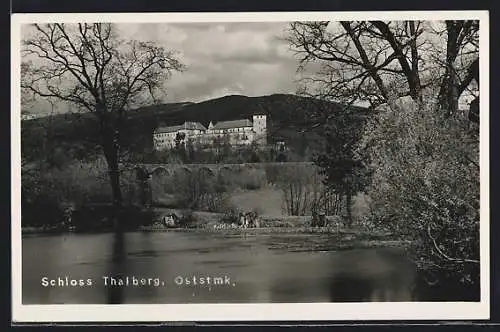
[21,157,143,228]
[216,166,267,190]
[71,205,156,232]
[176,209,197,228]
[170,169,210,209]
[219,207,240,225]
[200,191,232,213]
[358,98,480,286]
[21,191,66,227]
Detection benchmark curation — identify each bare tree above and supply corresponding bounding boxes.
[278,165,321,216]
[21,23,185,227]
[437,21,479,119]
[286,20,479,118]
[286,20,479,227]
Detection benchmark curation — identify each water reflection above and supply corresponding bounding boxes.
[22,232,477,304]
[107,230,126,304]
[327,249,416,302]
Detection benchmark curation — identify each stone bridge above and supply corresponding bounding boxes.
[121,162,317,179]
[120,162,320,208]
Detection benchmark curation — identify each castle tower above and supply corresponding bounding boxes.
[252,114,267,145]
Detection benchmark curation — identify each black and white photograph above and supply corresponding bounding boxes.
[11,11,489,322]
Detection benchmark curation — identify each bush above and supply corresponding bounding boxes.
[200,191,232,213]
[71,205,156,232]
[21,191,66,227]
[358,98,480,286]
[217,166,267,190]
[176,209,197,228]
[21,157,143,228]
[170,169,209,209]
[219,207,240,225]
[238,168,267,190]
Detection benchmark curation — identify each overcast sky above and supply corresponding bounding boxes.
[119,23,300,103]
[22,22,302,116]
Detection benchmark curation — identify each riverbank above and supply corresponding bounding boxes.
[21,207,377,238]
[23,221,403,251]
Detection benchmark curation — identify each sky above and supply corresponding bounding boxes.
[117,23,300,103]
[22,22,302,116]
[20,20,478,117]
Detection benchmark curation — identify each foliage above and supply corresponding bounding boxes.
[165,169,235,213]
[358,98,479,285]
[175,209,197,228]
[217,167,267,191]
[21,181,66,228]
[314,108,372,224]
[71,204,156,232]
[21,158,143,228]
[202,191,232,213]
[219,207,241,225]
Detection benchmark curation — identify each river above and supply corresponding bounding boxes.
[22,231,477,304]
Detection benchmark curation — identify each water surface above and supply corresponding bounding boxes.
[22,231,469,304]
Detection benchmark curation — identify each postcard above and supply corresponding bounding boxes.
[11,10,490,322]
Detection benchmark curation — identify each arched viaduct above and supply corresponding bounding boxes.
[121,162,317,180]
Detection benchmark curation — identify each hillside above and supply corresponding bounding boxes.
[21,94,370,164]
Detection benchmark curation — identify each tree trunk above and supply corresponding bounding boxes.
[98,108,124,231]
[438,21,461,116]
[103,137,123,231]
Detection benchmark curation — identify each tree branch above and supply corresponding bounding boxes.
[427,224,479,264]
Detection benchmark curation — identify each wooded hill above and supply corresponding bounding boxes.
[21,94,371,164]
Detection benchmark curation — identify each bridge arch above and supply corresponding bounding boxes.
[179,165,192,173]
[133,165,151,181]
[172,166,192,180]
[220,165,233,172]
[151,166,171,177]
[198,166,215,177]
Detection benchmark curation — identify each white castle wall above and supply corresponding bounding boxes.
[154,115,267,151]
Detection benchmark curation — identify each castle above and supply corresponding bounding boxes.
[153,114,267,151]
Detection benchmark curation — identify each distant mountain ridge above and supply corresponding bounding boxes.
[21,93,370,163]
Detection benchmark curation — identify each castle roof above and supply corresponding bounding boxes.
[156,121,206,133]
[155,124,183,134]
[212,119,253,130]
[183,122,207,130]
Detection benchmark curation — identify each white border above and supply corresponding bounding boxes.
[11,11,490,323]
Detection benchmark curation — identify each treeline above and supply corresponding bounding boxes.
[21,94,360,167]
[136,140,309,164]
